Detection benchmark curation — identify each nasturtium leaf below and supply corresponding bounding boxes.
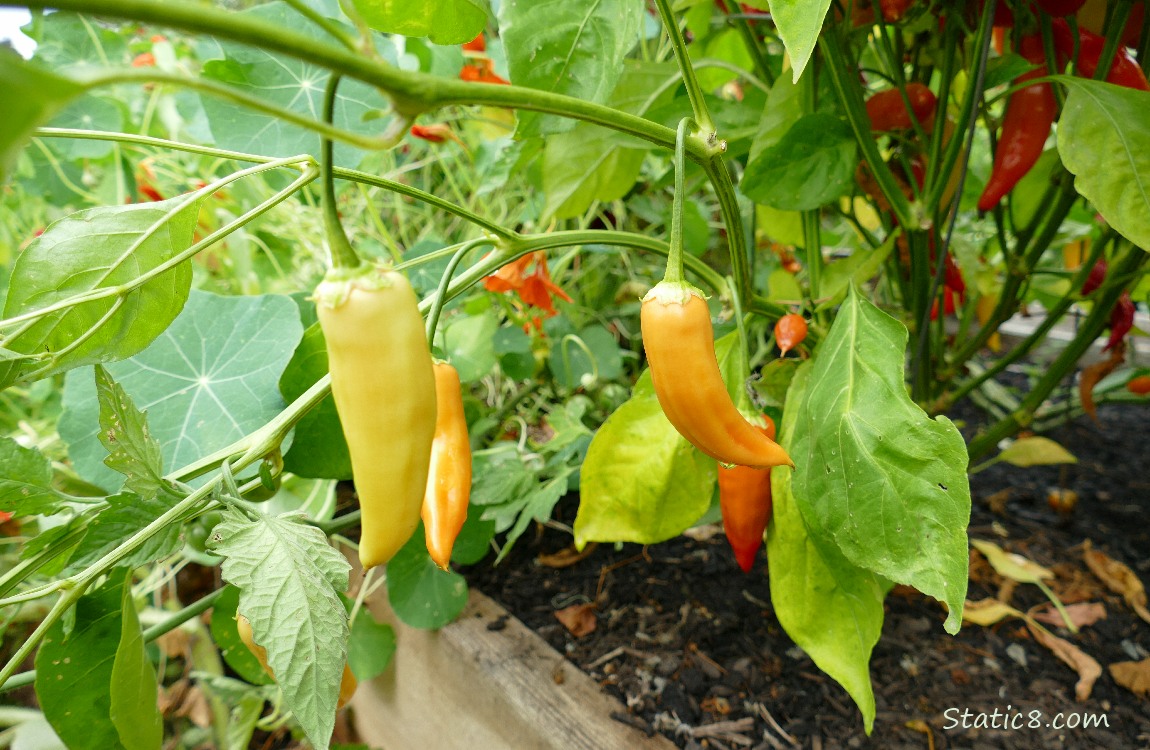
[48,94,125,160]
[210,585,274,686]
[997,436,1077,468]
[198,2,391,161]
[350,0,486,45]
[0,47,85,184]
[386,525,469,630]
[0,436,70,517]
[109,577,162,750]
[64,491,183,576]
[94,365,166,497]
[548,324,623,389]
[450,510,496,565]
[59,291,303,492]
[280,322,352,481]
[347,608,397,680]
[742,113,857,211]
[1,196,199,390]
[790,288,971,635]
[493,326,535,380]
[574,373,716,547]
[443,311,499,383]
[35,574,128,750]
[767,0,834,82]
[768,364,885,734]
[22,11,130,71]
[209,509,351,750]
[1057,79,1150,251]
[499,0,643,138]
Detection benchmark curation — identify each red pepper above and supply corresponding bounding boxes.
[865,83,937,132]
[1081,259,1107,295]
[878,0,913,21]
[977,34,1057,212]
[718,419,775,573]
[1104,292,1135,351]
[1052,20,1150,91]
[774,313,808,356]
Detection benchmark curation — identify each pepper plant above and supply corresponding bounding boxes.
[0,0,1148,746]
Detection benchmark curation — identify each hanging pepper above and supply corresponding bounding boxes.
[718,418,776,573]
[1104,292,1135,351]
[865,83,937,132]
[977,33,1057,211]
[1081,259,1107,295]
[422,362,472,570]
[641,282,793,469]
[774,313,809,356]
[1052,20,1150,91]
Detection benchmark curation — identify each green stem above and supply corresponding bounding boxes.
[36,127,277,164]
[653,0,715,132]
[281,0,358,51]
[426,240,488,348]
[321,75,360,270]
[0,588,85,690]
[664,118,695,284]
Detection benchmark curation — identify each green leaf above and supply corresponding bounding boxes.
[209,585,274,686]
[0,435,69,517]
[767,363,884,734]
[450,510,496,565]
[997,436,1077,468]
[199,3,391,160]
[767,0,834,82]
[1,197,199,389]
[209,509,351,750]
[386,526,469,630]
[94,365,165,496]
[349,0,486,44]
[815,239,895,311]
[348,609,396,681]
[0,49,84,184]
[548,324,623,389]
[499,0,643,138]
[59,291,303,492]
[494,475,568,563]
[110,576,162,750]
[279,322,352,481]
[574,373,716,547]
[768,268,803,304]
[742,113,857,211]
[35,574,128,750]
[493,326,535,380]
[443,311,499,383]
[470,443,536,507]
[542,61,677,219]
[752,358,800,407]
[790,288,970,634]
[49,94,125,160]
[1057,79,1150,251]
[64,492,183,575]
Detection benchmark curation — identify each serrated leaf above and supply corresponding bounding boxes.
[0,435,70,517]
[767,0,834,82]
[209,585,274,686]
[110,578,162,750]
[495,475,568,564]
[210,510,350,750]
[574,372,716,547]
[386,526,469,630]
[349,0,486,44]
[767,363,884,733]
[64,492,183,575]
[0,48,84,184]
[742,112,857,211]
[499,0,643,138]
[35,573,128,750]
[1057,79,1150,251]
[94,365,165,496]
[997,436,1077,467]
[347,610,396,680]
[59,291,302,492]
[790,287,970,634]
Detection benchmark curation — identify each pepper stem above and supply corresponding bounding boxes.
[322,74,361,271]
[664,117,696,285]
[426,240,484,349]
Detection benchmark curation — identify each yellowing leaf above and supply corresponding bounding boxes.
[1109,658,1150,697]
[971,539,1053,584]
[1083,542,1150,624]
[962,598,1022,626]
[997,436,1077,468]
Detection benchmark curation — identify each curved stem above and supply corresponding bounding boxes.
[664,118,695,284]
[426,240,487,348]
[35,127,282,164]
[321,75,360,270]
[653,0,715,132]
[281,0,358,51]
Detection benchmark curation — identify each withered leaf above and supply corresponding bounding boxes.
[1083,542,1150,624]
[555,602,597,638]
[1026,621,1102,701]
[1109,658,1150,698]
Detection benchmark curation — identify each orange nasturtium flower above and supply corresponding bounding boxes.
[484,253,572,321]
[460,59,509,85]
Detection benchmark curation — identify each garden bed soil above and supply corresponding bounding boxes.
[461,402,1150,750]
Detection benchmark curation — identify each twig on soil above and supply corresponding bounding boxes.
[688,717,755,743]
[688,642,728,675]
[748,702,800,748]
[584,645,658,670]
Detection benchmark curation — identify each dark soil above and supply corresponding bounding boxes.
[462,402,1150,750]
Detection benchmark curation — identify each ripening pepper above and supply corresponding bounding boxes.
[865,83,937,132]
[775,313,808,356]
[237,614,357,709]
[422,362,472,570]
[1104,292,1135,352]
[315,266,437,570]
[1127,375,1150,395]
[1052,20,1150,91]
[718,418,776,573]
[641,281,792,469]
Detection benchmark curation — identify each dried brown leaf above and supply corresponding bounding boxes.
[1030,602,1107,629]
[1108,658,1150,697]
[963,598,1022,626]
[554,602,597,638]
[1025,621,1102,701]
[1083,542,1150,624]
[538,542,598,569]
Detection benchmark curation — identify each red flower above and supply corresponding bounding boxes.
[462,33,486,52]
[131,52,156,67]
[460,59,508,85]
[409,123,462,146]
[484,253,571,317]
